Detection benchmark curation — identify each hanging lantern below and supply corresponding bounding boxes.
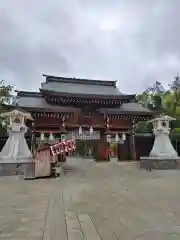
[106,116,110,128]
[79,126,83,136]
[106,135,111,143]
[71,132,75,139]
[115,134,119,142]
[49,133,54,141]
[122,133,126,141]
[40,132,44,141]
[1,121,6,128]
[89,126,93,135]
[62,116,65,128]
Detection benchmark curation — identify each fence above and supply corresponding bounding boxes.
[135,135,154,160]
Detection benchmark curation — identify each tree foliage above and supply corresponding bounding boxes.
[136,81,166,111]
[0,80,13,105]
[0,80,13,136]
[136,75,180,117]
[136,75,180,133]
[145,80,165,94]
[168,75,180,116]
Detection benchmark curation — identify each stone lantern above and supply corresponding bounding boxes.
[140,115,180,170]
[0,109,35,178]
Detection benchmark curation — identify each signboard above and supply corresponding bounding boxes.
[50,139,76,156]
[68,130,100,140]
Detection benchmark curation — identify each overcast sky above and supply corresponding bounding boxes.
[0,0,180,94]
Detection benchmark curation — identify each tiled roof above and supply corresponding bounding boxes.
[100,102,152,115]
[16,91,76,113]
[43,74,117,86]
[41,74,125,97]
[120,102,151,113]
[15,91,151,115]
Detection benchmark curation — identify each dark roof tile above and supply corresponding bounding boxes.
[120,102,151,112]
[100,102,152,115]
[41,81,122,96]
[16,92,75,113]
[41,74,125,97]
[43,74,117,87]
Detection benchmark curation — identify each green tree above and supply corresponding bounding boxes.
[167,75,180,117]
[145,81,165,111]
[136,75,180,135]
[136,81,165,111]
[0,80,13,105]
[136,92,149,108]
[136,81,166,133]
[0,80,13,136]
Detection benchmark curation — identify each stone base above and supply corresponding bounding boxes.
[140,157,180,170]
[0,162,35,179]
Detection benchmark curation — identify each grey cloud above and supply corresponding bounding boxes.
[0,0,180,93]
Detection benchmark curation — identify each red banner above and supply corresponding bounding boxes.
[50,139,76,156]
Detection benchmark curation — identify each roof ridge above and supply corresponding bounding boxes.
[40,88,135,100]
[16,90,42,98]
[42,74,117,87]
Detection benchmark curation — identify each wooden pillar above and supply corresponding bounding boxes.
[95,130,110,161]
[117,143,120,161]
[117,137,129,161]
[57,133,67,162]
[130,132,137,160]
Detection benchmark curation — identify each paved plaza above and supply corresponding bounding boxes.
[1,158,180,239]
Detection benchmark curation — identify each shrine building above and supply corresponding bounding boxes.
[15,74,153,161]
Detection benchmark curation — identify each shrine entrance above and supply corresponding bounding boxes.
[71,129,100,158]
[15,75,154,162]
[75,139,98,158]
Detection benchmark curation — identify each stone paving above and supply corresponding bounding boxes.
[1,158,180,239]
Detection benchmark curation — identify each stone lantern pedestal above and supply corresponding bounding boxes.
[140,115,180,170]
[0,109,35,178]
